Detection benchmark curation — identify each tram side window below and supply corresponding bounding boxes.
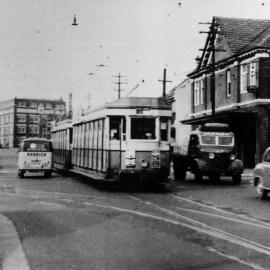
[160,117,168,141]
[109,116,126,140]
[131,117,156,139]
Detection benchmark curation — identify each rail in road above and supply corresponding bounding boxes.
[0,148,269,269]
[0,182,270,269]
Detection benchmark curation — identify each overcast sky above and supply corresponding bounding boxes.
[0,0,270,113]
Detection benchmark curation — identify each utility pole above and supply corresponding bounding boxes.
[113,73,127,99]
[158,68,172,99]
[199,20,225,118]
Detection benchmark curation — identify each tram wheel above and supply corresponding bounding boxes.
[44,171,52,178]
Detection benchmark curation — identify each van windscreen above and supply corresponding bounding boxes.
[22,141,52,151]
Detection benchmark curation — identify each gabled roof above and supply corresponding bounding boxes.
[191,16,270,77]
[216,16,270,55]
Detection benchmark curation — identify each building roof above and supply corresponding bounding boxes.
[216,16,270,55]
[190,16,270,77]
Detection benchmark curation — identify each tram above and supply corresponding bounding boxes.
[51,97,172,184]
[50,119,73,170]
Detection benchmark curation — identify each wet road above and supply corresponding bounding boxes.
[0,149,270,269]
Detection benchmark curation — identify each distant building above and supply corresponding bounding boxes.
[0,98,66,147]
[166,78,192,153]
[183,16,270,167]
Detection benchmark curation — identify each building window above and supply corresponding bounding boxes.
[240,64,248,93]
[194,80,204,105]
[30,102,37,108]
[226,69,231,97]
[4,114,9,124]
[240,61,258,93]
[249,61,258,87]
[194,81,199,106]
[29,125,39,135]
[17,125,26,134]
[200,79,204,105]
[4,127,9,135]
[29,114,40,123]
[45,103,52,109]
[17,101,26,107]
[17,114,26,123]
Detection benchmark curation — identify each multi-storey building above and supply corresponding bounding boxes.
[0,98,66,147]
[182,16,270,168]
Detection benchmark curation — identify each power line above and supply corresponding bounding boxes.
[126,79,145,97]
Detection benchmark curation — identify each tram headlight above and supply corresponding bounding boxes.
[230,154,236,160]
[140,159,149,168]
[209,153,215,159]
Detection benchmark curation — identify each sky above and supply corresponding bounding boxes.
[0,0,270,115]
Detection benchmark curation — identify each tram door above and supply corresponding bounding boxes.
[109,116,126,170]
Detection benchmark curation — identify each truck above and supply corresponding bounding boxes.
[171,123,243,184]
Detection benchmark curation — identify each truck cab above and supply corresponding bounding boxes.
[173,123,243,184]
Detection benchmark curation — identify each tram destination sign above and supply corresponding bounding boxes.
[136,106,151,114]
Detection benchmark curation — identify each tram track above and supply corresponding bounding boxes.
[125,193,270,268]
[2,181,270,266]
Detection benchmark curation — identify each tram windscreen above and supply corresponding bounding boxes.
[131,117,156,139]
[22,141,52,151]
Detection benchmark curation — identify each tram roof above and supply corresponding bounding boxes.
[74,97,171,125]
[87,97,171,111]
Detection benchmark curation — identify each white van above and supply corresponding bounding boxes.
[17,138,53,178]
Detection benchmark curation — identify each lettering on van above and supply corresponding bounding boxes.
[27,153,47,157]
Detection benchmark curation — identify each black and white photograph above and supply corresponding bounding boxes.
[1,0,270,269]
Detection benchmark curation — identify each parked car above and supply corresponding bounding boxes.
[253,147,270,199]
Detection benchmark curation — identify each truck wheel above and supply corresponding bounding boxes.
[174,165,186,181]
[209,173,220,182]
[256,179,268,200]
[232,174,241,185]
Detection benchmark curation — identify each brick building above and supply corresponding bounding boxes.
[182,16,270,168]
[0,98,66,147]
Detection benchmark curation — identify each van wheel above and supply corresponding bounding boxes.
[256,180,268,200]
[18,171,24,178]
[44,171,52,178]
[232,174,241,185]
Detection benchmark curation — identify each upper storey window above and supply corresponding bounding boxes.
[194,80,204,106]
[240,64,248,94]
[240,61,258,94]
[226,69,231,97]
[17,101,26,107]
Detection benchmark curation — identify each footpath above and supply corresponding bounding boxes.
[0,149,30,270]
